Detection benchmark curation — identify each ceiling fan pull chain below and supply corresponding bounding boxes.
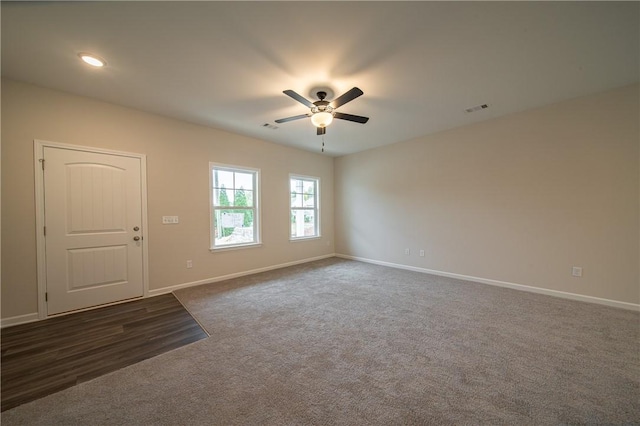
[321,135,325,153]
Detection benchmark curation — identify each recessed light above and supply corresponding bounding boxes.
[78,52,106,67]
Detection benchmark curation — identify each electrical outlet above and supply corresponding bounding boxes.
[419,250,425,257]
[186,260,193,269]
[572,266,582,277]
[404,248,410,255]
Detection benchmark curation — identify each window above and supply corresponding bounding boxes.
[290,175,319,240]
[210,163,260,249]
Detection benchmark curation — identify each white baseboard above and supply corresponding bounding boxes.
[1,312,40,328]
[148,253,336,296]
[6,253,634,327]
[336,254,640,312]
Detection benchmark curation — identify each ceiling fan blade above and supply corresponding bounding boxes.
[330,87,364,109]
[275,114,311,124]
[283,90,314,108]
[333,112,369,124]
[317,127,326,136]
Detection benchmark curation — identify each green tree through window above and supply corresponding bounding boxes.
[234,187,253,227]
[217,184,234,237]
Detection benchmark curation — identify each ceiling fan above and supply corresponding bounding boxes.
[275,87,369,135]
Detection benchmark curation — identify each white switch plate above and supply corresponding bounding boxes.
[186,260,193,269]
[419,250,425,257]
[572,266,583,277]
[404,248,410,255]
[162,216,179,224]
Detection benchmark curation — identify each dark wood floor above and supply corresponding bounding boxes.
[1,293,208,412]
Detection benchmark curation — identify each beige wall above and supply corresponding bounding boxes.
[1,79,334,319]
[3,79,638,320]
[335,84,639,305]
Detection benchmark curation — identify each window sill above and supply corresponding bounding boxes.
[289,236,321,243]
[210,243,262,252]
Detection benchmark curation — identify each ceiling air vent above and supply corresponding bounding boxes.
[262,123,279,130]
[465,104,488,113]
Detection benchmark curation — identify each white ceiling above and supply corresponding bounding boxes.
[2,1,638,156]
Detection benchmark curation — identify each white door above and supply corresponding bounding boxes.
[43,146,144,315]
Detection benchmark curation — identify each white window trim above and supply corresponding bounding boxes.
[209,162,261,251]
[289,174,321,241]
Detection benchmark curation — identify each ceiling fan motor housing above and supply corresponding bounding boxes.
[311,102,333,115]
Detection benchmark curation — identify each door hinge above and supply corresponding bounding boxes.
[44,226,46,236]
[39,158,45,170]
[45,292,48,302]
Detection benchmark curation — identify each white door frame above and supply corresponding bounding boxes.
[34,139,150,319]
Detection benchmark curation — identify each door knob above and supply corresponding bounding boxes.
[133,226,140,231]
[133,236,141,241]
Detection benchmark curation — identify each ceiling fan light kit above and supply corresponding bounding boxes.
[310,111,333,128]
[275,87,369,135]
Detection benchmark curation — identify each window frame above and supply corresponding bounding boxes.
[209,162,261,251]
[289,174,320,241]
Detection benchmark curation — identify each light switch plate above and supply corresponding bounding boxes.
[162,216,179,224]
